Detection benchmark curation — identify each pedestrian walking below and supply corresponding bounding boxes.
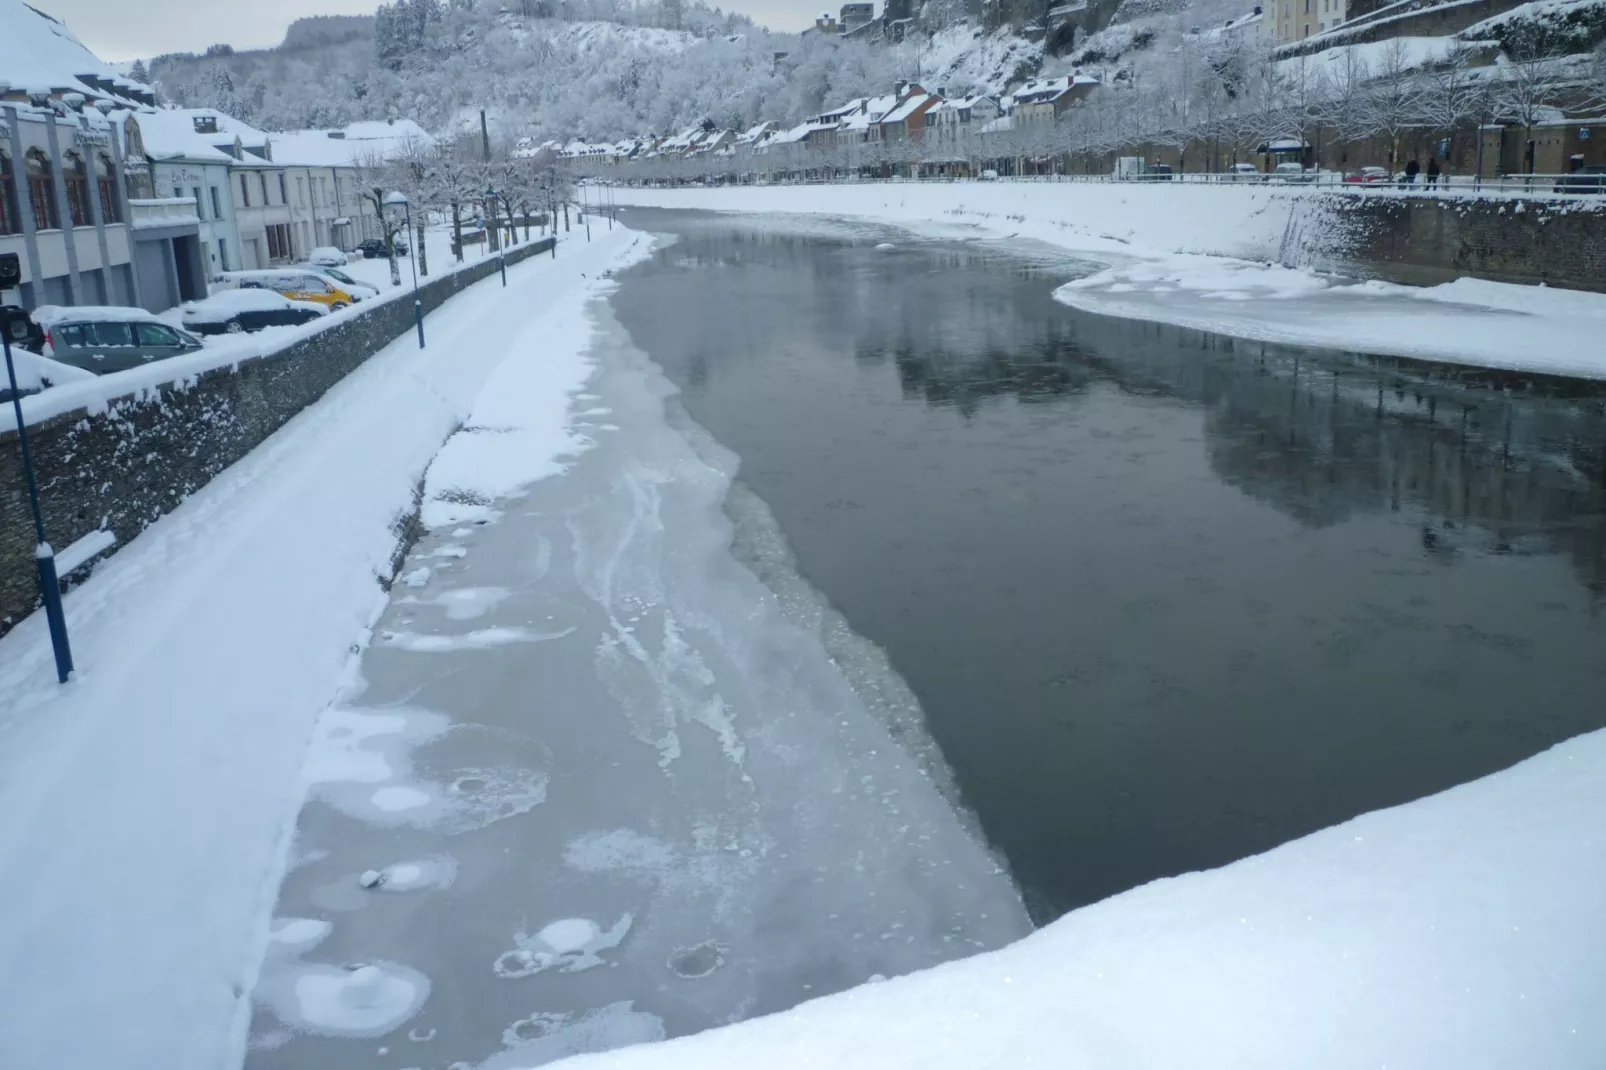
[1404,158,1420,185]
[1426,158,1441,189]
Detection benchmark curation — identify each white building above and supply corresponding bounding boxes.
[1267,0,1346,43]
[129,109,244,278]
[269,120,433,254]
[0,0,169,310]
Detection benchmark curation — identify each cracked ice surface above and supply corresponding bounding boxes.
[246,298,1029,1069]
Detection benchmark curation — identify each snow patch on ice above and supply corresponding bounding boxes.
[380,625,576,651]
[478,1002,665,1069]
[371,785,432,812]
[493,914,633,978]
[563,828,677,878]
[277,962,430,1038]
[269,917,332,950]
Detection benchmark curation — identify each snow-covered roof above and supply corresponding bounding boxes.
[978,114,1014,135]
[931,95,998,114]
[0,0,152,106]
[33,304,164,326]
[1009,76,1093,106]
[270,120,434,169]
[735,120,777,145]
[840,94,898,131]
[152,108,273,156]
[881,91,938,125]
[129,109,238,164]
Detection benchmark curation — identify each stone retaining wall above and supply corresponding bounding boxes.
[0,236,556,632]
[1300,192,1606,292]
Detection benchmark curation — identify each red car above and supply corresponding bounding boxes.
[1344,166,1391,184]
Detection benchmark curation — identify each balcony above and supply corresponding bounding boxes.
[129,197,200,230]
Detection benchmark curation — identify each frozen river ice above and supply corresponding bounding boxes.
[245,294,1029,1068]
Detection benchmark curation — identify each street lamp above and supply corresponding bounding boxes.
[0,254,74,683]
[385,190,424,348]
[485,187,506,286]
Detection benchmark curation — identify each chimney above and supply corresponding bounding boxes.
[895,79,909,98]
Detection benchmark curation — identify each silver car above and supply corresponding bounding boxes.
[34,306,204,374]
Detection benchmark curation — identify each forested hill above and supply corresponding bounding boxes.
[146,0,1046,140]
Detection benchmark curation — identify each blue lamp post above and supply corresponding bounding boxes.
[486,187,506,286]
[385,191,424,348]
[0,266,74,684]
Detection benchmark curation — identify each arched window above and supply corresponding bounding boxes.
[25,150,59,231]
[63,151,91,227]
[0,151,19,236]
[96,153,121,223]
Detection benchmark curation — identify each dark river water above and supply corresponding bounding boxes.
[611,208,1606,921]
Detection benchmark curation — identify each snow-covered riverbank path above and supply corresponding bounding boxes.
[0,226,647,1070]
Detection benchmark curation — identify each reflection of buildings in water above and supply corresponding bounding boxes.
[627,217,1606,595]
[1062,315,1606,596]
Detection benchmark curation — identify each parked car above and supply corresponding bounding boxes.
[1344,166,1391,185]
[1272,162,1314,183]
[294,264,381,301]
[1223,162,1262,182]
[1,303,45,352]
[1554,166,1606,193]
[212,269,362,310]
[355,236,408,259]
[979,168,1000,181]
[306,245,348,267]
[32,306,204,374]
[1144,163,1175,180]
[180,289,327,335]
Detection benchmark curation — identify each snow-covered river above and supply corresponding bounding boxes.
[245,212,1606,1068]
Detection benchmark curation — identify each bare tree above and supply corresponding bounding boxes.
[1491,44,1563,175]
[1418,44,1489,177]
[1357,39,1428,173]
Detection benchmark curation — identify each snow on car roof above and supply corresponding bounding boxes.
[31,305,163,326]
[185,290,295,312]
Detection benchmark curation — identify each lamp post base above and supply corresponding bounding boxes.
[35,546,74,683]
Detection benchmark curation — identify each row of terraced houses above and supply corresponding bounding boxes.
[0,0,429,314]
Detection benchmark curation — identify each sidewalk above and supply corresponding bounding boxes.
[0,225,644,1070]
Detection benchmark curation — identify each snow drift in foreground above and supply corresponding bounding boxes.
[548,726,1606,1070]
[611,184,1606,379]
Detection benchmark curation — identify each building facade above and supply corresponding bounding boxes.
[1267,0,1347,43]
[1,101,142,309]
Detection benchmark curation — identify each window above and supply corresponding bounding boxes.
[259,173,269,204]
[219,237,230,271]
[63,152,90,227]
[278,174,287,204]
[210,187,223,219]
[193,186,204,220]
[265,223,292,261]
[173,186,184,200]
[134,322,184,347]
[0,151,18,235]
[301,276,330,293]
[25,149,59,230]
[97,154,120,223]
[86,322,135,347]
[239,173,251,207]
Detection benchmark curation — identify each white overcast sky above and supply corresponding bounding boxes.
[36,0,816,61]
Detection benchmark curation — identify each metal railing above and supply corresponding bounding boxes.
[624,170,1606,198]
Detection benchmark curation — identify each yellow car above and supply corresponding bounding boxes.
[217,270,360,310]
